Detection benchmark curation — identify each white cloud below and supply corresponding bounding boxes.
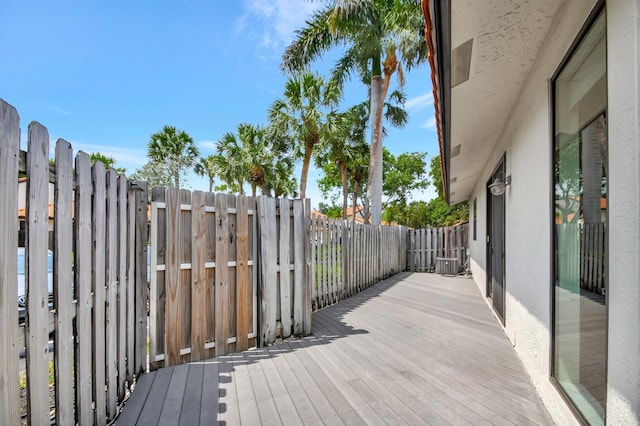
[422,117,437,130]
[48,105,72,116]
[197,140,218,151]
[239,0,321,49]
[61,140,148,170]
[405,92,433,111]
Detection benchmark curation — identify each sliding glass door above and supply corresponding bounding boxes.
[552,7,607,425]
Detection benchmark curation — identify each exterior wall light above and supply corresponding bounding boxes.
[488,174,511,196]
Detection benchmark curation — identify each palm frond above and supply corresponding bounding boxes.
[281,7,337,73]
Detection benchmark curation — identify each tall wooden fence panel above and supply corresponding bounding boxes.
[149,190,263,369]
[257,197,311,344]
[406,224,468,273]
[309,215,407,311]
[0,98,148,425]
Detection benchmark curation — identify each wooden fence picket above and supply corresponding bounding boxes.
[117,174,128,397]
[293,200,306,335]
[279,198,292,338]
[258,196,278,345]
[75,152,94,425]
[54,139,74,425]
[0,100,20,426]
[106,169,119,417]
[25,122,51,426]
[93,161,108,423]
[191,190,207,361]
[214,193,232,356]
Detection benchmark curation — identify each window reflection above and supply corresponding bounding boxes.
[553,9,607,426]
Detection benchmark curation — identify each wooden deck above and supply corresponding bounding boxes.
[117,272,554,425]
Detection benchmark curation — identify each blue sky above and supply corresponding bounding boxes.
[1,0,438,207]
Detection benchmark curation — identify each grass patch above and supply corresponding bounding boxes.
[19,360,55,390]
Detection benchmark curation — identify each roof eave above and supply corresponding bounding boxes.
[422,0,452,204]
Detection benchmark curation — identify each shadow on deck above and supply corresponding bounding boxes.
[117,272,554,425]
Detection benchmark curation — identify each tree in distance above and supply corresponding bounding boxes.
[147,125,199,188]
[89,152,126,173]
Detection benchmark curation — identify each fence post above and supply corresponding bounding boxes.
[134,182,148,377]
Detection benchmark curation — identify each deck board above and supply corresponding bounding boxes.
[118,272,554,426]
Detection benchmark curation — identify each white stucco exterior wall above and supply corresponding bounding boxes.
[465,0,630,424]
[605,0,640,423]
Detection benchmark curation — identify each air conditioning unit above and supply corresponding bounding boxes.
[435,257,458,276]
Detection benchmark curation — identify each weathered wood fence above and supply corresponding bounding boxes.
[0,99,148,425]
[1,96,479,424]
[580,223,606,294]
[406,224,469,272]
[309,214,408,310]
[149,192,311,370]
[556,222,607,295]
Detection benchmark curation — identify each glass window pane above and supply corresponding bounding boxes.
[553,9,607,426]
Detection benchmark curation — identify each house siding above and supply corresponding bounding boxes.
[464,0,639,424]
[605,0,640,423]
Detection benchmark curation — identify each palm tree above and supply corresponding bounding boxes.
[316,104,366,219]
[271,157,298,198]
[89,152,126,173]
[214,123,296,197]
[269,71,342,199]
[148,125,199,188]
[282,0,427,224]
[194,155,218,192]
[213,130,249,195]
[239,124,272,197]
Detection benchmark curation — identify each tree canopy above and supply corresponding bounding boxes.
[89,152,126,173]
[383,155,469,227]
[269,71,342,199]
[148,125,199,188]
[282,0,427,224]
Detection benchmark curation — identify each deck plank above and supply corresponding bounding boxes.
[244,348,282,425]
[266,344,324,426]
[258,346,304,426]
[225,353,258,425]
[158,364,189,426]
[116,371,156,425]
[179,364,204,426]
[135,367,173,426]
[217,354,243,425]
[119,272,554,426]
[199,360,220,425]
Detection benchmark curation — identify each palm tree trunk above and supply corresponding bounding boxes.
[299,145,313,199]
[368,74,385,225]
[208,178,213,193]
[352,182,359,223]
[260,182,272,197]
[340,162,349,220]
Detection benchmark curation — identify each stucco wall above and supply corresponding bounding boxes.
[605,0,640,423]
[466,0,616,424]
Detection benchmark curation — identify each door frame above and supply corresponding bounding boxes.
[486,155,507,324]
